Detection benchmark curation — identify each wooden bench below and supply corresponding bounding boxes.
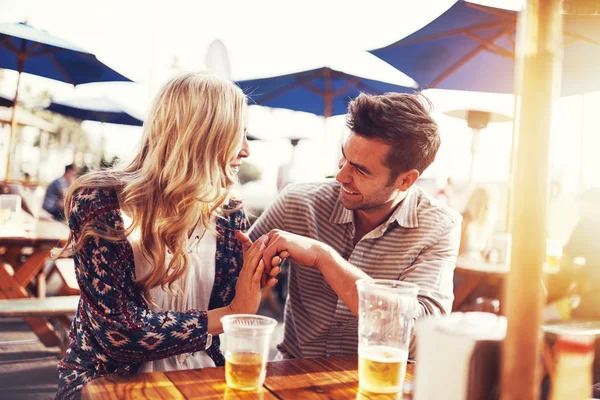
[49,258,80,296]
[0,295,79,354]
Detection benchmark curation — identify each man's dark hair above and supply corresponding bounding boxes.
[65,164,75,174]
[345,92,440,184]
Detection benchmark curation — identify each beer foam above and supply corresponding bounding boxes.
[359,345,408,363]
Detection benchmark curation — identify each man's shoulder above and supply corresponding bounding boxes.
[46,178,62,192]
[412,185,462,229]
[282,180,340,204]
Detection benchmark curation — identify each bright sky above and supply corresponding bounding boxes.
[2,0,597,213]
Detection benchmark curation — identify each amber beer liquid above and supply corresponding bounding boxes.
[359,345,408,394]
[225,352,266,390]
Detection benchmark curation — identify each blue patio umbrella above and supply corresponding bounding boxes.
[0,21,133,178]
[45,97,143,127]
[0,94,13,108]
[235,66,415,117]
[369,0,600,96]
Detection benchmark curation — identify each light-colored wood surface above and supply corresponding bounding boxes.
[165,367,277,399]
[0,219,69,246]
[52,258,80,295]
[0,295,79,317]
[0,219,71,346]
[82,356,415,400]
[453,256,556,312]
[457,256,509,275]
[81,371,186,400]
[500,0,562,398]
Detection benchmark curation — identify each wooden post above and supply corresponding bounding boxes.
[5,39,26,181]
[6,71,22,180]
[500,0,562,399]
[323,68,333,119]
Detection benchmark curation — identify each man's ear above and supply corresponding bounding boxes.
[395,169,420,191]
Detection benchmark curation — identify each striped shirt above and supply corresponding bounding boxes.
[248,181,461,359]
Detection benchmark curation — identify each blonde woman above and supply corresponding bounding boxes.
[55,73,279,399]
[459,186,497,259]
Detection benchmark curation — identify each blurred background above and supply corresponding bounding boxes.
[1,0,596,246]
[2,0,600,398]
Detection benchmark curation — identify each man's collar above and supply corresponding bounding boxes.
[390,187,419,228]
[329,186,419,229]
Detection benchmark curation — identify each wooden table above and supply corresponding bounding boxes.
[82,356,415,399]
[453,256,558,312]
[0,220,70,346]
[453,256,509,311]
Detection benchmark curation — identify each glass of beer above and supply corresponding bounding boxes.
[221,314,277,391]
[545,239,563,271]
[356,279,419,394]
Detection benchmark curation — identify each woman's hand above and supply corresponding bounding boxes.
[229,233,269,314]
[235,231,282,288]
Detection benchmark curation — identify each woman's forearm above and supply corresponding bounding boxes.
[207,305,234,335]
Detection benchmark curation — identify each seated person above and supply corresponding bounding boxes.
[245,92,462,359]
[547,187,600,318]
[42,164,77,221]
[544,187,600,391]
[54,73,280,399]
[459,186,497,259]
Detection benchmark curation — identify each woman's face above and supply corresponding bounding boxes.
[229,107,250,173]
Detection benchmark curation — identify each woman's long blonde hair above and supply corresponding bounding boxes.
[55,72,247,301]
[462,186,496,226]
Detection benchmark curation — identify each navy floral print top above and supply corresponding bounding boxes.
[56,187,248,399]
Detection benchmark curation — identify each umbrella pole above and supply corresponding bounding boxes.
[500,0,562,399]
[579,93,585,192]
[5,69,23,181]
[322,69,333,178]
[5,41,26,181]
[468,128,481,185]
[505,96,520,233]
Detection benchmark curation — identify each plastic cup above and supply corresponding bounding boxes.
[356,279,419,394]
[221,314,277,391]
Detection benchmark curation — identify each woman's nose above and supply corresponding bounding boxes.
[238,136,250,158]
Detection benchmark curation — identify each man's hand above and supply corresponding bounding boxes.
[235,230,281,288]
[262,229,332,274]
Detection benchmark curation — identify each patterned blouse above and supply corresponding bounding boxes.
[56,187,248,399]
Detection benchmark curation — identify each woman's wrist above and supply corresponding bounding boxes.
[226,303,235,314]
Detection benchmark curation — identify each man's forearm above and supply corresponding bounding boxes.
[316,247,371,316]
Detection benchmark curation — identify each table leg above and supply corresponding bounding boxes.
[0,256,61,347]
[37,272,46,299]
[14,251,51,289]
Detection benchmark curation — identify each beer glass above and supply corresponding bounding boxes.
[545,239,562,271]
[221,314,277,391]
[356,279,419,394]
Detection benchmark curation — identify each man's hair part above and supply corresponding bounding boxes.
[345,92,440,184]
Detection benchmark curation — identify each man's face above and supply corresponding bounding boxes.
[335,132,404,211]
[65,170,76,184]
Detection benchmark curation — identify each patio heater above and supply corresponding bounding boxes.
[444,109,512,184]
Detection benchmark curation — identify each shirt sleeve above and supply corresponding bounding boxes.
[209,206,249,310]
[69,188,211,363]
[400,217,462,318]
[247,186,289,242]
[42,180,62,214]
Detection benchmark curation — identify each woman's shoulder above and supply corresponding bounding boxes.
[71,186,120,211]
[68,186,122,230]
